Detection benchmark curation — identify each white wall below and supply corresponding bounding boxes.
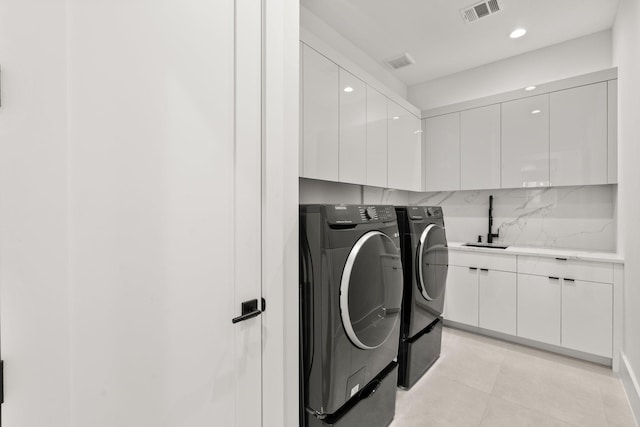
[0,1,71,425]
[301,5,407,99]
[612,0,640,421]
[409,30,613,110]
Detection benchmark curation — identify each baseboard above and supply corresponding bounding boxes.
[620,351,640,426]
[443,320,612,366]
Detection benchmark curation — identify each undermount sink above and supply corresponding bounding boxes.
[463,242,509,249]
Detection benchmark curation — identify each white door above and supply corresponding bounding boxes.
[549,82,608,186]
[478,270,516,335]
[424,113,460,192]
[517,274,561,346]
[460,104,501,190]
[339,69,367,184]
[301,43,340,181]
[445,266,479,326]
[561,279,613,357]
[67,0,262,426]
[501,94,550,188]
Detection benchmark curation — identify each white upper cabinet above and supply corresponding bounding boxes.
[501,94,550,188]
[339,69,367,184]
[550,82,608,186]
[461,104,501,190]
[301,44,339,181]
[366,86,388,187]
[388,102,422,191]
[424,113,460,191]
[608,79,618,184]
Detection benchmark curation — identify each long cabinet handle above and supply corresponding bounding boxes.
[480,268,489,272]
[469,267,477,271]
[548,276,560,280]
[564,278,575,283]
[555,257,568,261]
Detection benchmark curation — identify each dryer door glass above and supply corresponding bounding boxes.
[340,231,403,350]
[417,224,448,301]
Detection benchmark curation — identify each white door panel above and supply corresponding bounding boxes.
[517,274,561,346]
[67,0,262,425]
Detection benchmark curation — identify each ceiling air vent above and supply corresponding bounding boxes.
[385,53,416,70]
[461,0,502,23]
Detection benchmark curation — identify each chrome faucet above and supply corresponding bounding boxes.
[488,195,499,244]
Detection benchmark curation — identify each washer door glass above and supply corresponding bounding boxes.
[340,231,403,350]
[417,224,448,301]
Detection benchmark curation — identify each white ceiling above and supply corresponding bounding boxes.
[300,0,620,86]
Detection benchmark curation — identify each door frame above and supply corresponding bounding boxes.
[261,0,300,425]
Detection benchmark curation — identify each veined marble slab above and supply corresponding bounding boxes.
[409,185,616,252]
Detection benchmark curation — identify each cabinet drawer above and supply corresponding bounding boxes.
[449,250,516,272]
[517,255,613,283]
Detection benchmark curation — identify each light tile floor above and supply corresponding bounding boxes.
[391,327,637,427]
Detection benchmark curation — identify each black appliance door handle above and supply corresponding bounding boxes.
[232,298,266,324]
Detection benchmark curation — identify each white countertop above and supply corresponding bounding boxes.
[447,241,624,264]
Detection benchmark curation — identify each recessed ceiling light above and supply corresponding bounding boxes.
[392,116,400,120]
[525,85,536,91]
[343,86,354,93]
[510,28,527,39]
[531,109,541,114]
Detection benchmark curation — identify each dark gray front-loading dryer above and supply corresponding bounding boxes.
[395,206,448,389]
[299,205,404,427]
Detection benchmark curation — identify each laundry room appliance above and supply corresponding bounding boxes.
[299,204,404,427]
[395,206,448,389]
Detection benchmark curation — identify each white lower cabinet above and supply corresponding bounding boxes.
[446,265,479,326]
[479,269,516,335]
[517,273,561,346]
[562,279,612,357]
[446,252,517,330]
[517,255,614,357]
[447,250,616,360]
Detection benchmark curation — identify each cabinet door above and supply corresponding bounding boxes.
[517,274,561,346]
[366,86,388,187]
[301,44,339,180]
[550,82,607,186]
[501,94,550,188]
[339,69,367,184]
[424,113,460,191]
[608,80,618,184]
[388,102,422,191]
[479,270,516,335]
[445,265,478,326]
[562,279,612,357]
[461,104,501,190]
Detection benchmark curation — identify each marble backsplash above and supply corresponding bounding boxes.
[299,179,617,252]
[410,186,617,252]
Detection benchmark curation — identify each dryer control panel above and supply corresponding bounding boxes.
[408,206,443,220]
[326,205,396,225]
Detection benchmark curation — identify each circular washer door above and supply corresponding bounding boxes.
[417,224,448,301]
[340,231,403,350]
